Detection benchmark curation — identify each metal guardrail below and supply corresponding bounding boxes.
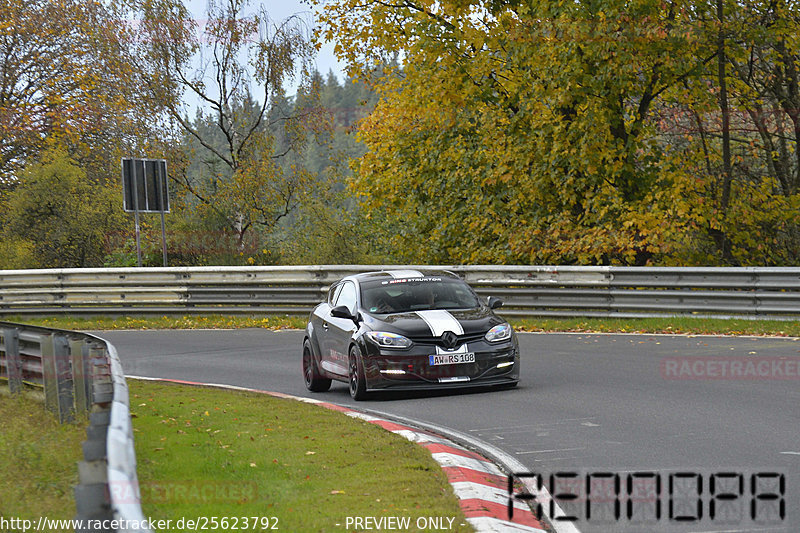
[1,265,800,318]
[0,322,151,533]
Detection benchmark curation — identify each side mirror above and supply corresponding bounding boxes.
[487,296,504,309]
[331,305,358,322]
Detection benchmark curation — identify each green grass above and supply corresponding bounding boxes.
[0,390,87,528]
[9,313,800,337]
[510,316,800,336]
[129,379,474,532]
[14,314,308,331]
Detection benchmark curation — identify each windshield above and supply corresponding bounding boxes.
[360,277,481,314]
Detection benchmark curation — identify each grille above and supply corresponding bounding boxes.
[407,332,485,349]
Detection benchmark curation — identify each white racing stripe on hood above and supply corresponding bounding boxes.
[416,310,468,355]
[386,269,424,278]
[416,310,463,336]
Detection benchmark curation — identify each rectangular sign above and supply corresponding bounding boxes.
[122,158,170,213]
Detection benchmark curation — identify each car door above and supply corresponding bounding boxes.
[312,283,342,372]
[320,280,358,377]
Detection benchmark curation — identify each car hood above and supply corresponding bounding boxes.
[363,307,503,337]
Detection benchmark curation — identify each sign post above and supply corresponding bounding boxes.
[121,158,170,267]
[132,160,142,267]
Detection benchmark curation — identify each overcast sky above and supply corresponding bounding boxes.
[187,0,347,96]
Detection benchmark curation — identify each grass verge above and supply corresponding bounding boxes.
[129,379,474,532]
[510,316,800,336]
[14,314,308,331]
[0,389,87,527]
[10,313,800,337]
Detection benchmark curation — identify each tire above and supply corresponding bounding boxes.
[303,339,331,392]
[348,345,368,401]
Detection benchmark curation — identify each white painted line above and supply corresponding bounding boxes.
[345,411,382,422]
[203,382,276,393]
[779,451,800,456]
[466,517,547,533]
[515,447,586,455]
[450,481,530,510]
[291,396,325,404]
[431,452,505,477]
[469,417,599,433]
[393,429,449,445]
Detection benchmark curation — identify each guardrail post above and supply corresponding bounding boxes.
[41,333,58,415]
[81,409,111,466]
[89,344,113,405]
[53,334,74,423]
[77,341,113,525]
[70,338,90,413]
[76,342,114,526]
[43,333,77,423]
[3,328,22,394]
[75,408,113,525]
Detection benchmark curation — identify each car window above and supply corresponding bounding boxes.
[328,283,343,305]
[334,281,357,314]
[360,277,480,313]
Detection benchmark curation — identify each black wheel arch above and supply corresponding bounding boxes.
[304,330,323,361]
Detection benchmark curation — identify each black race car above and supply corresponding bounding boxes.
[302,270,520,400]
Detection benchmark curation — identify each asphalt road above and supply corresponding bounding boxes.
[96,329,800,533]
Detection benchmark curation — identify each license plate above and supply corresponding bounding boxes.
[429,352,475,366]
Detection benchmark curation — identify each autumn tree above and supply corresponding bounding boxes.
[715,0,800,264]
[265,70,384,264]
[316,0,721,264]
[132,0,326,248]
[2,149,125,267]
[0,0,163,183]
[655,0,800,265]
[318,0,800,266]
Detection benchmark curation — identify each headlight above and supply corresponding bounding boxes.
[365,331,413,348]
[485,323,512,343]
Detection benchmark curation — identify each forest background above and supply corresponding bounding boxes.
[1,0,799,268]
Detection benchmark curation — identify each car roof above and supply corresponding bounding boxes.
[341,269,461,284]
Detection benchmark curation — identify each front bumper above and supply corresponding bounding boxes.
[359,337,520,392]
